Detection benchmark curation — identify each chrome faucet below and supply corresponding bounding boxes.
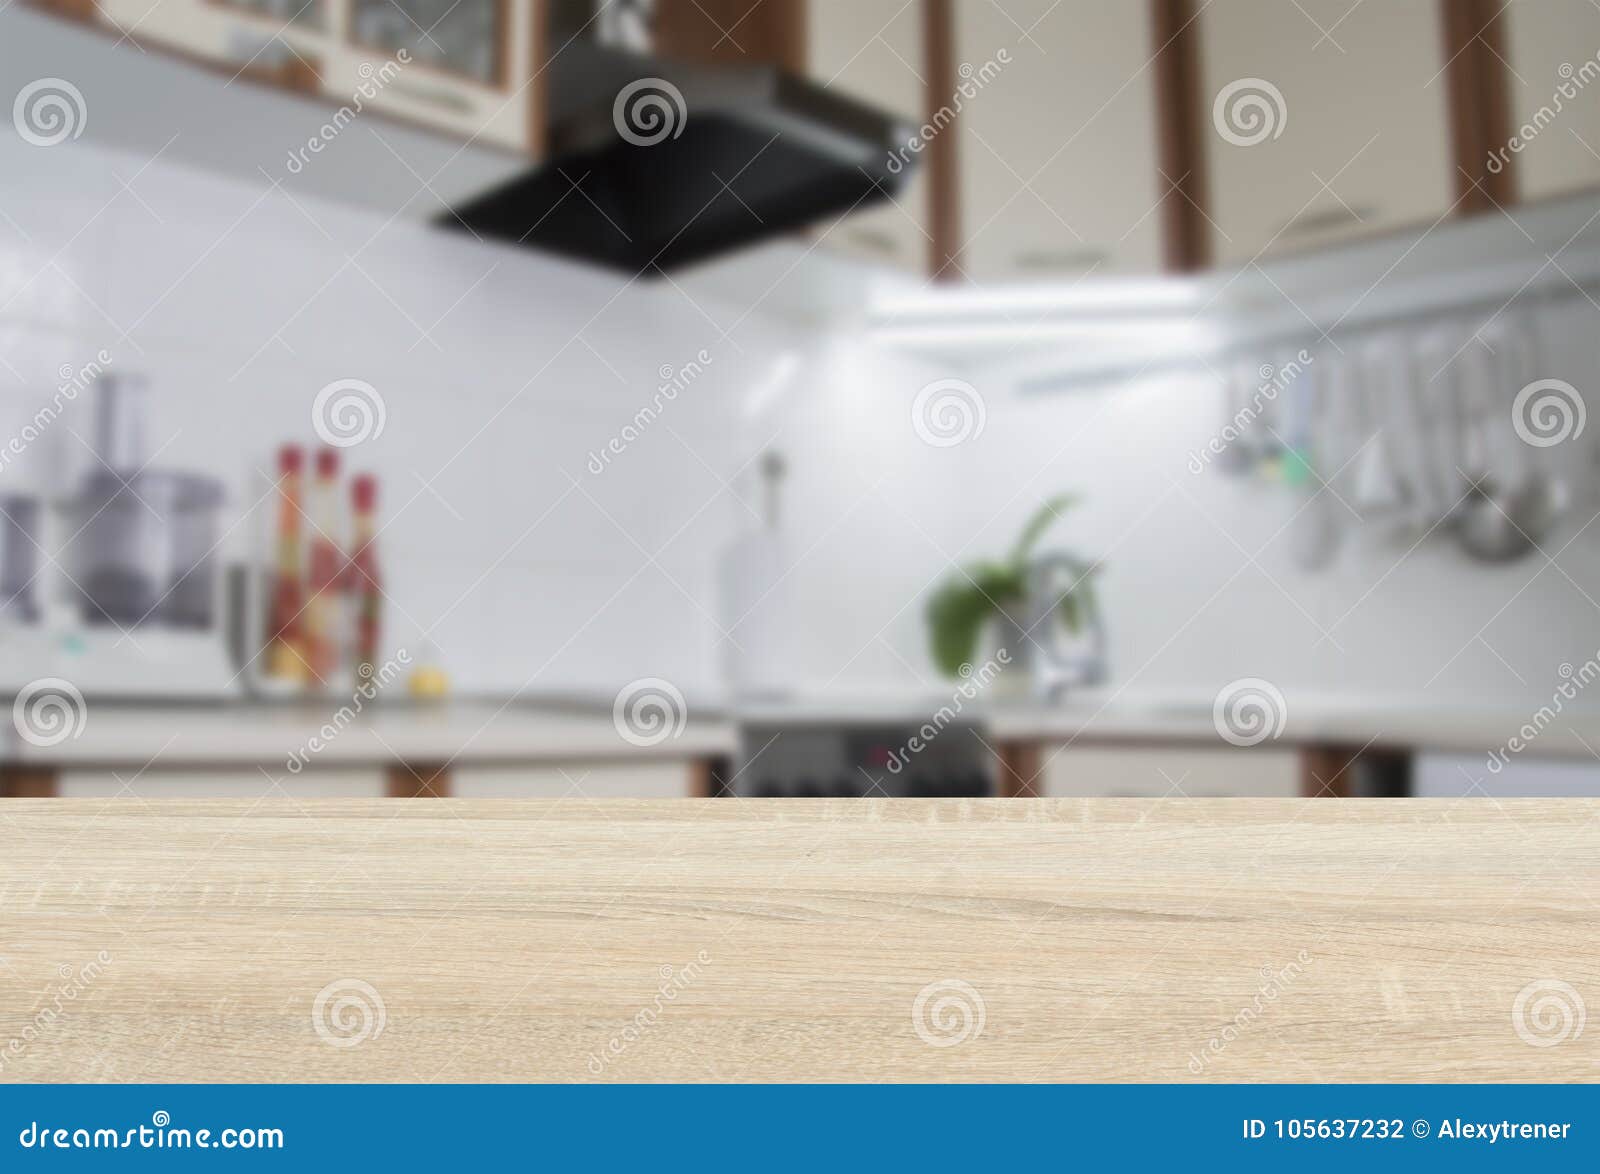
[1024,553,1107,701]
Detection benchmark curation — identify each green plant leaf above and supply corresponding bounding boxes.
[1009,493,1077,567]
[925,494,1092,678]
[967,561,1027,607]
[926,579,996,677]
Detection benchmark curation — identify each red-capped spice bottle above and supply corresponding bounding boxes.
[265,445,305,682]
[302,447,343,690]
[347,474,382,684]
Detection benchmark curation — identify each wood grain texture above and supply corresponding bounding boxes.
[385,763,452,798]
[1,798,1597,1083]
[924,0,963,282]
[654,0,806,73]
[1298,743,1356,798]
[1441,0,1517,212]
[1150,0,1211,272]
[994,739,1043,797]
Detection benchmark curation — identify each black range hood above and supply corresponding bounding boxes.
[438,42,917,275]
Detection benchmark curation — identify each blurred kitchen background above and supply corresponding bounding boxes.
[5,0,1600,801]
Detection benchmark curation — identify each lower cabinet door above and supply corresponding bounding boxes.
[1040,745,1301,798]
[56,763,695,798]
[1414,754,1600,798]
[453,763,693,798]
[59,769,386,798]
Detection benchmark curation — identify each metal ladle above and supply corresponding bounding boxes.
[1451,317,1555,563]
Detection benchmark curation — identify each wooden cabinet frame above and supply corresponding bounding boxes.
[1150,0,1211,272]
[1148,0,1525,271]
[1440,0,1517,211]
[26,0,100,21]
[653,0,806,73]
[923,0,962,281]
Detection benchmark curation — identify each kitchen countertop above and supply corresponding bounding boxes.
[0,699,738,766]
[4,690,1597,766]
[983,695,1600,759]
[738,688,1600,760]
[1,797,1595,1082]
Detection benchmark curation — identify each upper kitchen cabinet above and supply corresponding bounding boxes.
[349,0,504,83]
[59,0,541,153]
[952,1,1166,281]
[1195,0,1456,265]
[336,0,540,153]
[1502,0,1600,202]
[5,1,533,223]
[805,0,930,273]
[86,0,330,90]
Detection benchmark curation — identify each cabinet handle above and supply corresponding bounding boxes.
[843,227,902,257]
[1011,247,1111,273]
[383,79,477,115]
[1278,205,1375,237]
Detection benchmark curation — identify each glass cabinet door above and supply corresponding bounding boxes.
[213,0,328,30]
[349,0,506,86]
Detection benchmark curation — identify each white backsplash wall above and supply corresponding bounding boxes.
[0,133,810,696]
[9,134,1600,711]
[746,318,1600,710]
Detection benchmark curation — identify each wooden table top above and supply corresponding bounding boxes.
[2,798,1596,1082]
